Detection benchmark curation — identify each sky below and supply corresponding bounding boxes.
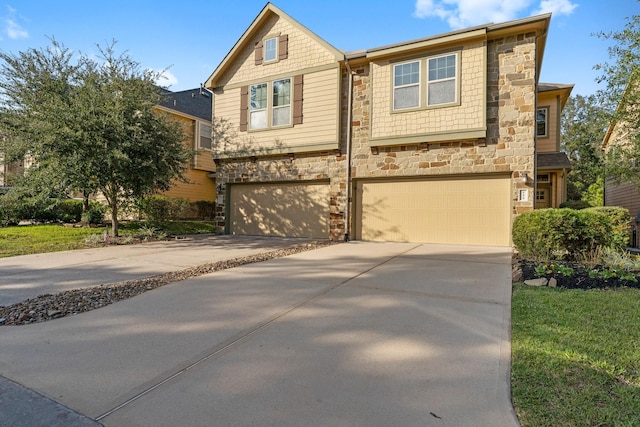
[0,1,638,96]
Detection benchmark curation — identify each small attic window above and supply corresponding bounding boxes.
[264,37,277,62]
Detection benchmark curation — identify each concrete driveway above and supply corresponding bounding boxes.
[0,240,517,426]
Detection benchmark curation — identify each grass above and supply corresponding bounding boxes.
[0,221,218,258]
[511,283,640,426]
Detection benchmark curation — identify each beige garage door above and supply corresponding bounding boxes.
[355,175,511,246]
[230,182,330,238]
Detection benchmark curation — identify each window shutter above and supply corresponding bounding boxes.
[293,74,303,125]
[240,85,249,131]
[278,34,288,60]
[254,41,263,65]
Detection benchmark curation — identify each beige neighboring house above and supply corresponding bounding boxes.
[205,2,573,246]
[602,108,640,246]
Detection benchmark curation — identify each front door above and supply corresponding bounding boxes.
[536,188,550,209]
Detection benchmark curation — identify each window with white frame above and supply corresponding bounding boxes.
[427,53,457,106]
[537,107,548,137]
[264,37,278,62]
[248,78,292,130]
[272,78,291,127]
[250,83,268,130]
[198,122,212,150]
[393,61,420,110]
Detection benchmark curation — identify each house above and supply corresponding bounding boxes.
[155,88,216,202]
[205,2,572,246]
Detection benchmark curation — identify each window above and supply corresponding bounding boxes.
[537,107,548,137]
[391,52,459,111]
[536,190,546,201]
[393,61,420,110]
[427,53,457,106]
[272,78,291,127]
[250,83,268,130]
[537,174,550,183]
[198,122,212,150]
[264,37,277,62]
[246,78,293,130]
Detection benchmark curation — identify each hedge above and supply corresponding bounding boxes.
[513,207,630,262]
[138,196,216,222]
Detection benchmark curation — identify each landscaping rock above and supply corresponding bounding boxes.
[524,278,548,287]
[548,277,557,288]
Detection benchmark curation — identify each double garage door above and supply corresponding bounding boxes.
[229,175,511,246]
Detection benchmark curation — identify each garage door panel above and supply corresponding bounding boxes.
[230,182,329,238]
[355,176,511,246]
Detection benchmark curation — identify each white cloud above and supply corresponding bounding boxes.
[414,0,577,29]
[3,6,28,39]
[533,0,578,16]
[153,69,178,88]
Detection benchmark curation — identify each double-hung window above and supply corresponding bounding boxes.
[427,53,457,105]
[392,52,459,111]
[198,122,212,150]
[249,78,292,130]
[264,37,278,63]
[393,61,420,110]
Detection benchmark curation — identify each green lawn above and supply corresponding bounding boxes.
[511,284,640,426]
[0,222,218,258]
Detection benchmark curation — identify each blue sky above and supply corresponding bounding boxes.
[0,1,638,96]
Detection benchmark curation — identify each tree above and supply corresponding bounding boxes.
[560,94,608,202]
[595,10,640,186]
[0,40,190,236]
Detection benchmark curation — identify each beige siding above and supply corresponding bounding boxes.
[214,67,339,152]
[216,14,338,88]
[370,42,486,141]
[537,92,560,152]
[606,181,640,218]
[230,181,330,238]
[161,169,216,202]
[355,175,511,246]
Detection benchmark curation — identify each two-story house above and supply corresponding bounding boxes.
[206,3,572,246]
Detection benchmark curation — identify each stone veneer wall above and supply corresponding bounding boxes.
[215,31,538,240]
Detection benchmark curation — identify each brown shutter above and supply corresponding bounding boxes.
[240,85,249,131]
[278,34,288,60]
[293,74,303,125]
[254,41,263,65]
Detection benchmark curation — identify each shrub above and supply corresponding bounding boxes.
[513,207,630,262]
[82,201,107,224]
[559,199,592,210]
[138,196,216,222]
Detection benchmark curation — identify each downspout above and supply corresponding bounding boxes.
[344,58,354,242]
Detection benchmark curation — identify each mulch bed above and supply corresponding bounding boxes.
[518,258,640,290]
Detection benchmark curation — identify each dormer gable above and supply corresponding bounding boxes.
[205,2,343,90]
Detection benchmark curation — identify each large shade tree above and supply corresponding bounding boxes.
[595,10,640,185]
[0,40,190,236]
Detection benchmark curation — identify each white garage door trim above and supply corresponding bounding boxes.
[229,181,330,239]
[354,174,512,246]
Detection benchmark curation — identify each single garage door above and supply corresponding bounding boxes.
[354,175,511,246]
[230,182,330,238]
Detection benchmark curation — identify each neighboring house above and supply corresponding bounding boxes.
[602,109,640,246]
[156,88,216,202]
[205,2,572,246]
[535,83,573,209]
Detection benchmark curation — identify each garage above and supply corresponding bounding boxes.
[354,175,512,246]
[229,181,330,238]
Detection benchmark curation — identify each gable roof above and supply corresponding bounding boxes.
[206,2,343,89]
[159,88,212,122]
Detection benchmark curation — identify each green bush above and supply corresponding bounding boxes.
[138,196,216,222]
[559,199,592,210]
[81,201,107,224]
[513,207,631,262]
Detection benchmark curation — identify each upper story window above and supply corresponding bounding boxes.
[248,78,292,130]
[393,61,420,110]
[427,54,457,105]
[392,51,459,111]
[264,37,278,62]
[198,122,212,150]
[537,107,548,137]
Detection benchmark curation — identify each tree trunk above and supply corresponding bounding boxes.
[110,200,119,237]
